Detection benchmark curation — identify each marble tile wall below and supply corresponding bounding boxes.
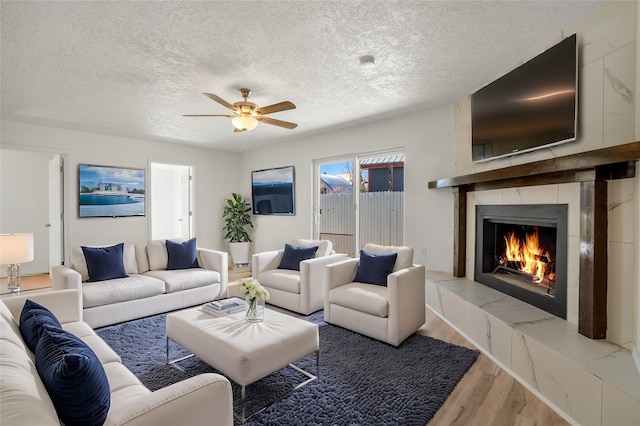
[454,3,638,346]
[426,271,640,426]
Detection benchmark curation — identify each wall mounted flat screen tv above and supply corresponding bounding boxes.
[78,164,145,218]
[251,166,295,215]
[471,33,577,162]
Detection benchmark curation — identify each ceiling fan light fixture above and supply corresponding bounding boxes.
[232,114,258,131]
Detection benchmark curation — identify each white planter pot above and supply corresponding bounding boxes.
[228,242,251,267]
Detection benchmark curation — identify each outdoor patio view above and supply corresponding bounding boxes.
[318,154,404,256]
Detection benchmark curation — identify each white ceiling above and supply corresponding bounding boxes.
[1,1,602,153]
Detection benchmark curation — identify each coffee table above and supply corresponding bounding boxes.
[166,306,319,421]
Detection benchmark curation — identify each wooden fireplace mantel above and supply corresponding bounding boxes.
[428,141,640,339]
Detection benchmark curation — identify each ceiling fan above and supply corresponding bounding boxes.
[184,88,297,132]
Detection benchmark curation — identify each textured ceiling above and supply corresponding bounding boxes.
[1,1,602,152]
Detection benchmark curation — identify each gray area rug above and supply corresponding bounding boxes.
[97,310,479,425]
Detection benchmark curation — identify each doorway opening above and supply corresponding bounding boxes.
[150,162,193,241]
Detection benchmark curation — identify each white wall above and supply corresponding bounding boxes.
[0,120,241,263]
[634,0,640,376]
[241,105,455,272]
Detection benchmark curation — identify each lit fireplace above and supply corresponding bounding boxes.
[475,204,568,319]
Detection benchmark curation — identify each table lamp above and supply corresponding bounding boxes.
[0,233,34,292]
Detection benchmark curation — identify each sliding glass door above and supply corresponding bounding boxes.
[315,159,355,256]
[314,150,404,256]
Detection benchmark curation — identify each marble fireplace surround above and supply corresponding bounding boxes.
[429,142,640,339]
[427,142,640,424]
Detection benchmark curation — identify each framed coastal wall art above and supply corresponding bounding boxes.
[78,164,146,218]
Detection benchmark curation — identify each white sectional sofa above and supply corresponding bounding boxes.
[0,289,233,426]
[52,240,228,328]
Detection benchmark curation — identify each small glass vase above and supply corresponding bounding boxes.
[245,297,265,322]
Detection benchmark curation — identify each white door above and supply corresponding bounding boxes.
[150,162,193,240]
[48,155,63,272]
[0,148,62,276]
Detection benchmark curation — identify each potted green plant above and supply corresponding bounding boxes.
[223,193,253,267]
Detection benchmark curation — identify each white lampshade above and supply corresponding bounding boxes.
[231,115,259,131]
[0,233,34,264]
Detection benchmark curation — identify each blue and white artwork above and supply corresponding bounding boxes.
[251,166,295,215]
[78,164,145,217]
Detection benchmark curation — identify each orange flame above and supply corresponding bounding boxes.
[503,227,552,284]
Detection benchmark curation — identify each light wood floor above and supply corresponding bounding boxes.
[15,273,568,425]
[420,310,569,426]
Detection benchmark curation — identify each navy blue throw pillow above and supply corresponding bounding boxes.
[354,250,398,286]
[81,243,128,282]
[35,326,110,426]
[19,299,63,352]
[278,244,318,271]
[166,238,200,270]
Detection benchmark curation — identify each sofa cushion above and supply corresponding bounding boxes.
[19,299,63,352]
[290,238,332,257]
[1,313,28,355]
[362,243,413,272]
[278,244,318,271]
[147,239,169,271]
[166,238,200,270]
[72,243,138,282]
[35,326,110,426]
[82,274,166,308]
[1,318,59,426]
[135,243,150,273]
[81,243,128,282]
[63,322,121,364]
[144,269,220,293]
[329,283,389,317]
[257,269,301,294]
[102,361,151,412]
[354,250,397,286]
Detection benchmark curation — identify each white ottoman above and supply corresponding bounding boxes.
[166,307,319,419]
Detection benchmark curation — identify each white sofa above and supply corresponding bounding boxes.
[252,239,347,314]
[52,240,228,328]
[0,290,233,426]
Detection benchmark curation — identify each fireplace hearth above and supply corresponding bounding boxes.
[475,204,568,318]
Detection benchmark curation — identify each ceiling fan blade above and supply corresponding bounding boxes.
[183,114,232,117]
[203,93,236,111]
[256,101,296,115]
[256,116,298,129]
[234,127,247,133]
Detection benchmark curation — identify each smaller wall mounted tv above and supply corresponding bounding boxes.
[471,33,577,162]
[251,166,295,215]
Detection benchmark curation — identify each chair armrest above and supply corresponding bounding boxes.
[197,248,228,297]
[52,265,82,291]
[387,265,426,303]
[301,254,350,287]
[251,250,284,276]
[105,373,233,426]
[324,258,359,293]
[2,289,82,324]
[387,265,426,345]
[298,254,348,314]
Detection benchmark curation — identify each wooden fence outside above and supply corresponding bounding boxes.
[319,191,404,256]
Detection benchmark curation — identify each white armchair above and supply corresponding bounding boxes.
[252,239,347,314]
[324,243,426,346]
